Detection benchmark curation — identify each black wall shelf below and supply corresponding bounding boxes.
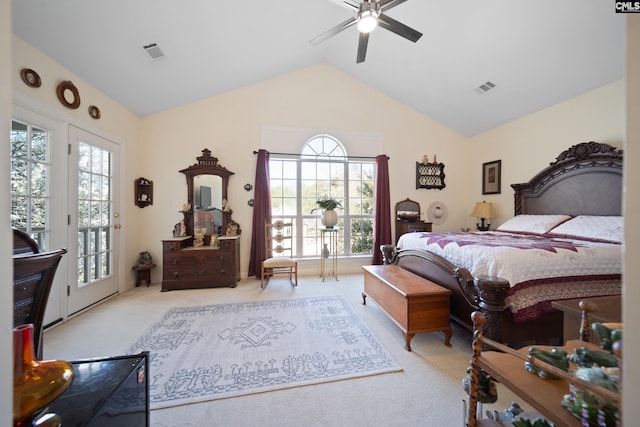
[416,162,446,190]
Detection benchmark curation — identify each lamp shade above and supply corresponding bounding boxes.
[470,202,495,219]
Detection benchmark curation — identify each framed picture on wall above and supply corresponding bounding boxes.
[482,160,501,195]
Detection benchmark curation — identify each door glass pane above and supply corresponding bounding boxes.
[77,142,113,286]
[10,120,51,249]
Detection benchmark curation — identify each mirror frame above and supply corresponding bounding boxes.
[180,148,240,237]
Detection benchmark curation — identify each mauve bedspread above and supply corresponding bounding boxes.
[397,231,621,322]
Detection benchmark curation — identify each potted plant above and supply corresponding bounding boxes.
[312,198,342,228]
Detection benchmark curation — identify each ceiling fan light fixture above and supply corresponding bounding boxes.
[309,0,421,64]
[357,10,379,33]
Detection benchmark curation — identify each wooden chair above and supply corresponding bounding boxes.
[13,228,42,255]
[261,220,298,288]
[14,248,67,360]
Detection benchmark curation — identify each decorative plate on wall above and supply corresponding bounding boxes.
[88,105,101,119]
[56,80,81,109]
[20,68,41,88]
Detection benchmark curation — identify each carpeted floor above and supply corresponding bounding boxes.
[128,295,402,409]
[43,273,527,426]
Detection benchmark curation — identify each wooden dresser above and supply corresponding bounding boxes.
[161,235,240,291]
[395,221,432,243]
[395,198,432,243]
[161,149,243,292]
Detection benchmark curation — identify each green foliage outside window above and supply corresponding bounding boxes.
[270,135,375,257]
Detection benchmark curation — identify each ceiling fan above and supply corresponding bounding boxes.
[310,0,423,63]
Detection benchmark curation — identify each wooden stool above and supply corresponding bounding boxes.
[132,264,156,287]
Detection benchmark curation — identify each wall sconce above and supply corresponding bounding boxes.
[470,201,495,231]
[244,183,253,191]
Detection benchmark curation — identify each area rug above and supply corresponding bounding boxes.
[127,295,402,409]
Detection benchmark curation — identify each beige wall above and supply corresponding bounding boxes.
[139,64,469,277]
[468,80,625,224]
[12,35,624,283]
[138,64,625,278]
[11,35,143,292]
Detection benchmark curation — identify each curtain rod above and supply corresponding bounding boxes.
[253,150,388,160]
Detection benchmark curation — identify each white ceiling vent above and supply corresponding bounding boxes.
[476,81,496,94]
[142,43,165,61]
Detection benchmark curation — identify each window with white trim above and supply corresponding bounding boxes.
[269,134,374,257]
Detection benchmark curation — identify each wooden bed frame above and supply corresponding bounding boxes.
[381,141,623,345]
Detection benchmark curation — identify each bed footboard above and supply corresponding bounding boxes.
[381,244,510,342]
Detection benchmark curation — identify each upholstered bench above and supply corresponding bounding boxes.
[362,265,452,351]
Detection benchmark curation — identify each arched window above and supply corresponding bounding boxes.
[269,134,375,257]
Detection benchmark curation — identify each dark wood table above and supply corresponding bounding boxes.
[552,295,621,343]
[47,352,149,426]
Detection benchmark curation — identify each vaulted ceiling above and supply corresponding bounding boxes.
[12,0,626,137]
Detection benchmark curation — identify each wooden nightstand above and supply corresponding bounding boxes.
[395,221,432,244]
[552,295,621,343]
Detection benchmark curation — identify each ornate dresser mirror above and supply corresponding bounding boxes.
[161,149,241,291]
[179,148,241,237]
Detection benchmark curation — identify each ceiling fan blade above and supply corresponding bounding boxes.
[309,16,358,46]
[356,32,370,63]
[378,13,423,42]
[342,0,359,11]
[379,0,409,12]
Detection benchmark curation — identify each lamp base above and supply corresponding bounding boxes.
[476,218,490,232]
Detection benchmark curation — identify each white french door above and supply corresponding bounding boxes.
[10,109,67,327]
[67,126,120,315]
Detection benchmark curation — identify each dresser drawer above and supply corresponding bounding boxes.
[164,251,232,266]
[163,241,182,252]
[406,223,432,233]
[161,235,239,291]
[162,237,191,252]
[163,265,235,281]
[218,240,235,251]
[396,221,432,244]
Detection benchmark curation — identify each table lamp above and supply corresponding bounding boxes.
[470,201,495,231]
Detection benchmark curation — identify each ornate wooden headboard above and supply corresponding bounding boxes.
[511,142,624,216]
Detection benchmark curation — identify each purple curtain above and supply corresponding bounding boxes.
[248,150,272,277]
[372,155,391,265]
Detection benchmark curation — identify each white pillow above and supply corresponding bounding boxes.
[547,215,623,243]
[495,214,572,235]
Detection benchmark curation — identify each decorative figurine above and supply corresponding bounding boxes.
[193,233,204,247]
[173,220,187,237]
[226,223,238,236]
[137,251,153,266]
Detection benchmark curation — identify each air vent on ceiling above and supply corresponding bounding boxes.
[142,43,165,61]
[476,81,496,94]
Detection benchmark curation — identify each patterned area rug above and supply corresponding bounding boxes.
[128,295,402,409]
